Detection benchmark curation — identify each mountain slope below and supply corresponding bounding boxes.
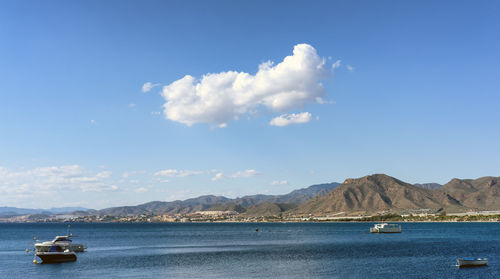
[414,183,442,190]
[439,176,500,210]
[295,174,445,215]
[243,203,297,217]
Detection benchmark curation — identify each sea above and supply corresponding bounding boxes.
[0,222,499,278]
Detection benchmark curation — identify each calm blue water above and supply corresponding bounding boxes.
[1,222,499,278]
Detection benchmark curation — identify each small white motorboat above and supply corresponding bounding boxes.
[35,225,86,252]
[35,235,86,252]
[369,223,402,233]
[456,258,488,267]
[36,245,77,263]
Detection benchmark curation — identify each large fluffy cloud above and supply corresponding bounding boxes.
[161,44,331,126]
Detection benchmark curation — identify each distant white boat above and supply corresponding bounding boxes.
[369,223,402,233]
[456,258,488,267]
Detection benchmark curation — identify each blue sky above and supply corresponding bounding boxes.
[1,0,499,209]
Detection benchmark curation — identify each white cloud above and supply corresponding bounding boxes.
[154,169,204,177]
[151,111,161,115]
[90,120,96,125]
[96,171,112,179]
[135,187,148,193]
[212,169,259,181]
[128,103,136,108]
[121,170,147,178]
[346,65,355,72]
[0,165,116,194]
[332,60,341,69]
[160,44,332,127]
[211,172,224,181]
[269,112,312,127]
[232,169,259,178]
[142,82,161,93]
[271,180,288,186]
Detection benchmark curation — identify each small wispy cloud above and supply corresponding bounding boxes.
[332,59,341,70]
[211,169,259,181]
[121,170,147,178]
[211,172,224,181]
[135,187,148,193]
[128,103,136,108]
[151,111,161,115]
[90,120,96,125]
[142,82,161,93]
[346,65,355,72]
[154,169,204,177]
[232,169,259,178]
[269,112,312,127]
[270,180,288,186]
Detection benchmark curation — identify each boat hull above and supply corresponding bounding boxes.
[36,252,77,263]
[369,228,401,233]
[457,259,488,267]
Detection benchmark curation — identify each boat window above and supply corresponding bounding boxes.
[49,245,64,252]
[54,238,71,242]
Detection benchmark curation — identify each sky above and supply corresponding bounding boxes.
[1,0,499,209]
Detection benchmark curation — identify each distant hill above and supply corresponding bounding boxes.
[294,174,500,215]
[439,176,500,210]
[98,195,232,216]
[0,206,92,217]
[271,182,340,204]
[295,174,446,215]
[205,203,247,213]
[96,182,339,216]
[243,203,297,217]
[414,183,442,190]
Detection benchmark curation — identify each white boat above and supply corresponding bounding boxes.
[35,235,86,252]
[36,245,77,263]
[457,258,488,267]
[369,223,402,233]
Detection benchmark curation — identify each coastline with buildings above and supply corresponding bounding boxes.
[3,209,500,223]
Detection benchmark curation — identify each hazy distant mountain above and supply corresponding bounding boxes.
[0,207,92,217]
[414,183,442,190]
[206,203,247,213]
[97,182,339,216]
[97,195,232,216]
[271,182,340,204]
[242,203,297,217]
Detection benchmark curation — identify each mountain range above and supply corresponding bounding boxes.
[4,174,499,218]
[295,174,499,215]
[96,182,340,216]
[94,174,500,216]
